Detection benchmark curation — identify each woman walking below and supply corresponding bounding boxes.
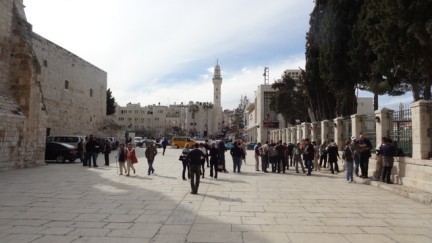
[126,143,137,176]
[115,143,127,175]
[293,143,305,173]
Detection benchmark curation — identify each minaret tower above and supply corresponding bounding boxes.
[212,60,222,108]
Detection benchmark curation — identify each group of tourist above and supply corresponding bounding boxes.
[77,135,112,168]
[85,132,395,195]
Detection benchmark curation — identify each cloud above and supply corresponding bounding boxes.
[24,0,314,109]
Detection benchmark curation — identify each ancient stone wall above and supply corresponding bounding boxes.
[31,33,107,136]
[0,0,47,170]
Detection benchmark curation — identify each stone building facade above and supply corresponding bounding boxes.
[0,0,47,170]
[0,0,108,170]
[31,33,107,136]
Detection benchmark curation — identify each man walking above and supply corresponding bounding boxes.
[303,138,315,176]
[145,141,158,175]
[161,138,168,155]
[187,144,205,194]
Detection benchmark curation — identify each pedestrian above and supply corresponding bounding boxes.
[343,140,354,183]
[145,141,158,175]
[86,135,98,167]
[303,138,315,176]
[373,138,384,181]
[204,140,210,167]
[187,144,205,194]
[351,136,361,176]
[357,133,372,178]
[326,139,340,174]
[161,137,168,155]
[274,140,286,173]
[260,141,269,173]
[209,143,219,179]
[77,138,84,163]
[83,136,89,166]
[312,141,320,171]
[125,143,137,176]
[380,137,396,184]
[102,139,111,166]
[241,139,247,164]
[293,142,305,173]
[230,142,244,173]
[199,143,206,178]
[268,142,278,173]
[180,144,191,180]
[115,143,127,175]
[254,142,261,171]
[287,143,295,167]
[319,140,328,168]
[217,138,228,173]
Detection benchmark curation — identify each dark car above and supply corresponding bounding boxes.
[45,142,77,163]
[247,142,257,150]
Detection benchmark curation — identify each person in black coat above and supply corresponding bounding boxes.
[303,138,315,176]
[209,143,219,178]
[187,144,205,194]
[230,142,244,173]
[326,139,340,174]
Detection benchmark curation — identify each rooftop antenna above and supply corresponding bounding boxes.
[263,67,269,84]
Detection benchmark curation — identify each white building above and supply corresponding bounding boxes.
[113,63,224,138]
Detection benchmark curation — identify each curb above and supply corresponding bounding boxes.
[362,179,432,205]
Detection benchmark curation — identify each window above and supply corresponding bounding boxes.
[43,60,48,67]
[158,110,163,114]
[64,80,69,89]
[89,89,93,97]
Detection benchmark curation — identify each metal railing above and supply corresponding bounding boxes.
[342,116,352,143]
[389,109,412,157]
[362,115,377,153]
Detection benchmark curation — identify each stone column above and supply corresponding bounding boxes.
[334,117,344,149]
[291,127,297,143]
[296,125,302,141]
[301,122,310,139]
[411,100,431,159]
[374,108,394,147]
[285,128,289,143]
[311,122,318,142]
[321,120,330,142]
[351,114,363,139]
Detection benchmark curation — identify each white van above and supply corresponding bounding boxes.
[46,135,85,147]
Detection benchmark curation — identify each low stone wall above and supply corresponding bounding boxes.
[368,155,432,193]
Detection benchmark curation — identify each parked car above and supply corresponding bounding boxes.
[247,142,257,150]
[171,136,197,149]
[46,135,85,147]
[45,142,77,163]
[136,139,147,148]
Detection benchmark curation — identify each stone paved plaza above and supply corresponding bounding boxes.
[0,148,432,243]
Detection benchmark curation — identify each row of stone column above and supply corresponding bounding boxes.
[268,100,431,160]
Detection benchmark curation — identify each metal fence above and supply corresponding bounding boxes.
[342,116,352,143]
[389,108,412,157]
[362,115,377,153]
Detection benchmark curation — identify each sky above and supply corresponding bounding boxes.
[24,0,412,110]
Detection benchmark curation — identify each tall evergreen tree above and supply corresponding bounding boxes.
[106,89,116,115]
[318,0,362,116]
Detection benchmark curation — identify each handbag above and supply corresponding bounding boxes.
[179,155,184,161]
